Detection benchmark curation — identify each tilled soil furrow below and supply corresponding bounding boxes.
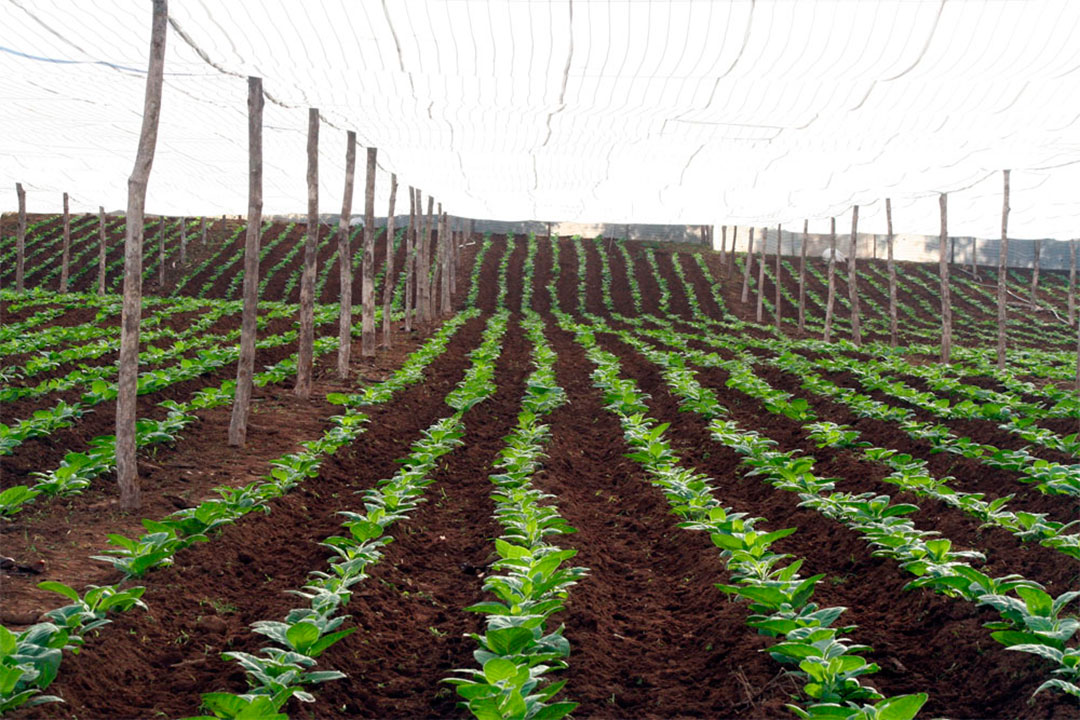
[23,316,486,719]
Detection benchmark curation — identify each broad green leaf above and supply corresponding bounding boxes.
[874,693,928,720]
[36,581,80,602]
[482,657,518,684]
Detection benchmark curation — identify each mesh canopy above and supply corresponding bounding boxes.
[2,0,1079,238]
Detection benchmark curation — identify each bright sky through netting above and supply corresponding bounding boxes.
[2,0,1079,238]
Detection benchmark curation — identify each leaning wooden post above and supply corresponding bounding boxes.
[824,217,837,342]
[381,173,397,347]
[60,192,71,292]
[294,108,320,399]
[335,131,357,379]
[997,170,1010,369]
[15,183,26,292]
[97,206,107,295]
[116,0,167,510]
[179,216,187,264]
[227,75,264,447]
[1030,238,1041,309]
[1069,239,1077,326]
[798,219,808,332]
[939,192,952,363]
[774,223,783,332]
[157,215,166,286]
[741,226,755,303]
[404,187,416,332]
[755,227,766,322]
[360,146,378,357]
[886,199,898,347]
[848,205,861,346]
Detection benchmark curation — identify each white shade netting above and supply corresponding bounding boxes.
[2,0,1080,239]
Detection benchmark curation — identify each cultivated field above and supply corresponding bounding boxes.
[1,220,1078,719]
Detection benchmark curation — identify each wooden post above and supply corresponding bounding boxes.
[469,218,475,242]
[1069,239,1076,326]
[404,187,416,332]
[939,193,952,363]
[774,223,782,332]
[97,206,107,295]
[228,75,264,447]
[848,205,861,346]
[438,211,449,315]
[824,217,837,342]
[997,170,1010,369]
[381,173,397,347]
[798,219,807,332]
[360,146,377,357]
[200,216,207,246]
[15,183,25,292]
[741,226,754,303]
[449,217,457,297]
[1030,238,1041,309]
[755,227,766,322]
[418,195,434,324]
[220,213,227,241]
[432,203,443,316]
[157,215,165,286]
[727,226,737,278]
[180,216,187,264]
[116,0,167,511]
[60,192,71,292]
[720,225,727,257]
[886,199,898,347]
[335,131,357,379]
[970,236,978,278]
[294,108,320,398]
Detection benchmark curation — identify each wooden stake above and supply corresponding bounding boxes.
[116,0,167,510]
[755,227,766,322]
[1031,238,1041,309]
[97,206,107,295]
[381,173,397,347]
[360,146,378,357]
[741,227,754,303]
[798,219,807,332]
[1069,239,1077,326]
[939,192,952,363]
[335,131,357,379]
[997,170,1010,369]
[720,225,727,257]
[157,216,165,287]
[200,216,207,246]
[418,195,434,324]
[440,211,451,315]
[15,183,25,292]
[824,217,837,342]
[294,108,320,398]
[848,205,861,346]
[970,236,978,278]
[886,199,897,347]
[180,216,187,264]
[727,226,736,278]
[404,187,416,332]
[228,75,264,447]
[60,192,71,292]
[774,223,782,332]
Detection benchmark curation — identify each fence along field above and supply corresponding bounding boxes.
[1,215,1079,719]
